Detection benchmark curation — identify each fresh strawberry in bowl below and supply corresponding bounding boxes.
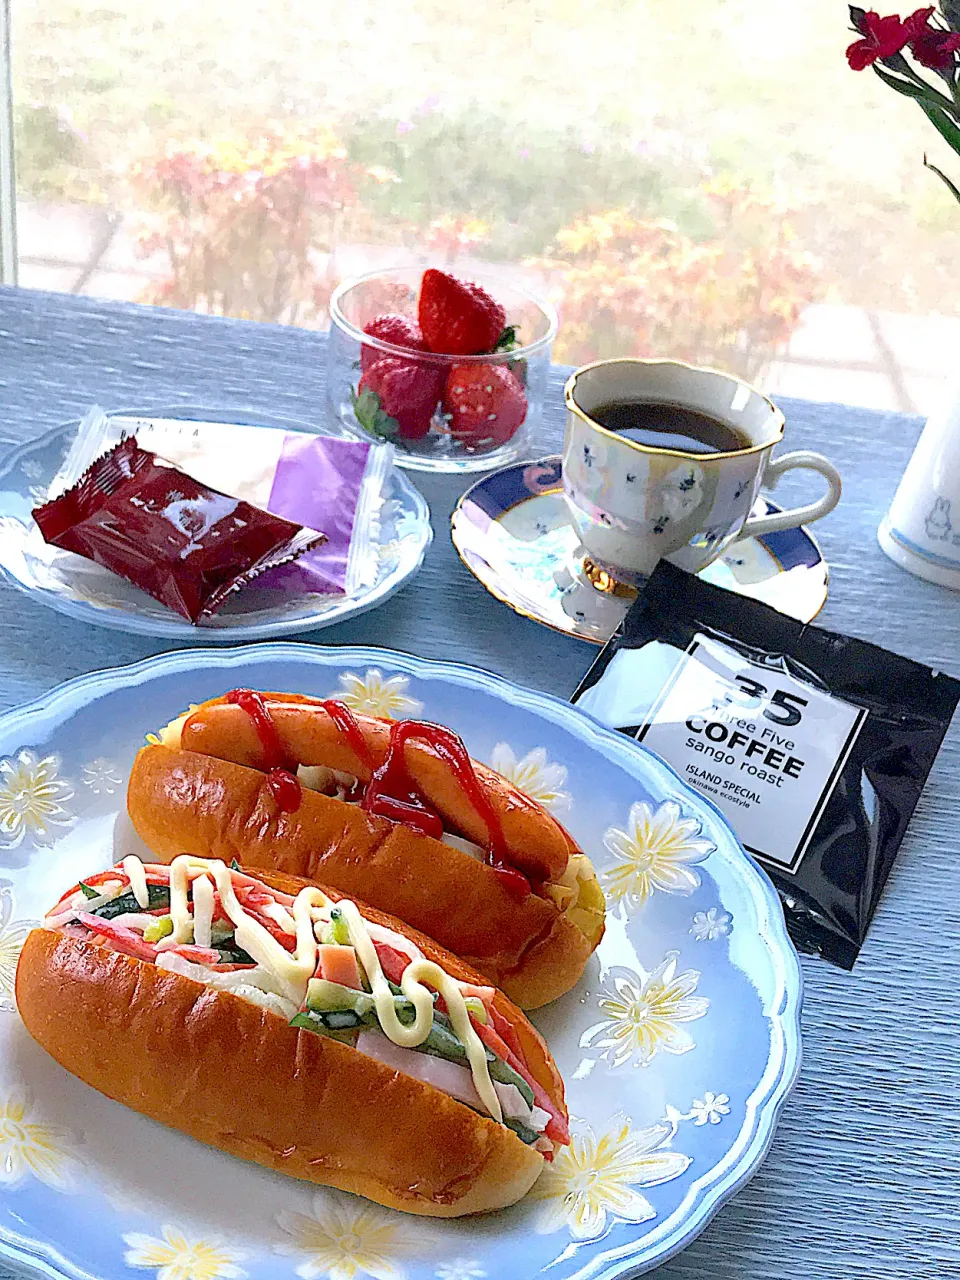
[352,357,444,441]
[360,313,427,373]
[329,266,556,471]
[442,364,528,450]
[418,269,507,356]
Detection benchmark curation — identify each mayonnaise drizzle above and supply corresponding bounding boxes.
[160,855,502,1123]
[335,900,501,1121]
[122,857,150,909]
[192,874,214,949]
[262,901,297,934]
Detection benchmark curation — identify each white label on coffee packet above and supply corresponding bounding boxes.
[637,633,868,872]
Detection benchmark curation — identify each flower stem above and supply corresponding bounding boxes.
[877,57,960,117]
[924,154,960,203]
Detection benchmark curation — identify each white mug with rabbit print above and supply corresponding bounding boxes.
[879,382,960,590]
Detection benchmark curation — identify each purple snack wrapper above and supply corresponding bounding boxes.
[258,434,377,595]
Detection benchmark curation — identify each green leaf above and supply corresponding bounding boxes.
[877,50,913,77]
[924,153,960,204]
[230,857,241,871]
[493,324,520,352]
[349,386,399,440]
[78,881,99,899]
[872,62,955,109]
[370,411,400,440]
[919,100,960,155]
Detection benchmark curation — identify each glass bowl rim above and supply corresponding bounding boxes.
[328,265,559,366]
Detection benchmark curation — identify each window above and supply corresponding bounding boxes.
[9,0,960,413]
[0,0,15,281]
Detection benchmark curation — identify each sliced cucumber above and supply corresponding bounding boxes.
[215,938,256,966]
[324,1010,366,1029]
[143,916,174,944]
[306,979,420,1027]
[92,884,170,919]
[420,1018,469,1063]
[290,1011,357,1045]
[503,1117,540,1145]
[418,1010,535,1107]
[307,979,376,1016]
[303,978,536,1116]
[488,1058,535,1109]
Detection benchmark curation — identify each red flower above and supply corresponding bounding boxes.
[905,6,960,69]
[846,11,911,69]
[904,4,935,29]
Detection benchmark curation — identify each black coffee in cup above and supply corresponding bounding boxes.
[590,399,750,454]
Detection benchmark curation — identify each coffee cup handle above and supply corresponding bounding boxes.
[740,450,842,539]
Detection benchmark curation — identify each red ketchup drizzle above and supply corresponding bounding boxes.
[226,689,302,813]
[316,700,376,772]
[266,768,302,813]
[362,720,531,900]
[226,689,289,770]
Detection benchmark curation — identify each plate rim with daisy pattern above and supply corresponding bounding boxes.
[0,643,802,1280]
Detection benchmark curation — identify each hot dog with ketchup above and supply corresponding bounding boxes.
[125,690,605,1008]
[16,856,568,1217]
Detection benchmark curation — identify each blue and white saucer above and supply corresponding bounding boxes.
[451,457,829,644]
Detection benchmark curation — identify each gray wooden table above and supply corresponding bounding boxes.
[0,286,957,1279]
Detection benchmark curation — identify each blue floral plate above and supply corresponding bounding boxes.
[0,644,801,1280]
[0,407,432,641]
[451,456,828,643]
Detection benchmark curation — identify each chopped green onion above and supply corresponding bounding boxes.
[463,996,488,1024]
[328,907,350,946]
[143,916,174,944]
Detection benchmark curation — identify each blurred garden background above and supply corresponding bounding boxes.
[11,0,960,412]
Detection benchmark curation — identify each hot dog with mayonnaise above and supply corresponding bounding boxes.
[16,855,569,1217]
[125,690,605,1008]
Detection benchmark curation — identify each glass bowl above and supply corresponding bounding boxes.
[327,266,558,473]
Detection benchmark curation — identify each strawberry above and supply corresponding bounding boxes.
[360,313,426,373]
[442,364,528,449]
[352,356,443,441]
[418,269,507,356]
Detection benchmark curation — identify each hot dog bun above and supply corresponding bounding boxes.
[127,743,604,1009]
[16,867,563,1217]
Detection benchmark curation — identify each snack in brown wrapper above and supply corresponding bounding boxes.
[32,437,325,623]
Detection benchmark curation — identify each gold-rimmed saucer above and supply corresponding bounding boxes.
[451,455,829,644]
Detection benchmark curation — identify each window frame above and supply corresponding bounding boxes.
[0,0,17,285]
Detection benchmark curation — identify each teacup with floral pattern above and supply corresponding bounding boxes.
[563,359,841,583]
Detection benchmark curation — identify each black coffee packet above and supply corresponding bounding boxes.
[572,560,960,968]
